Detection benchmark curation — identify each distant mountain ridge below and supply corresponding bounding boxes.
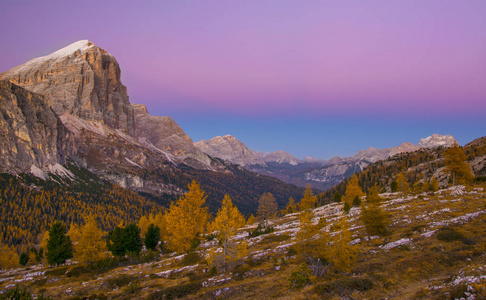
[0,40,304,214]
[195,134,458,190]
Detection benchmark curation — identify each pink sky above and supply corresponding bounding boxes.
[1,1,485,157]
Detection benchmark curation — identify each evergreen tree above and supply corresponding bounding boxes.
[46,221,73,266]
[257,192,278,228]
[333,192,342,203]
[444,146,473,185]
[343,201,351,214]
[107,226,126,257]
[19,252,29,266]
[124,224,143,255]
[165,180,209,253]
[145,223,161,251]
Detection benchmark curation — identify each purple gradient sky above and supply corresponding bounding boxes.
[1,1,485,159]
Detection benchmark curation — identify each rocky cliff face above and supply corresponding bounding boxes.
[195,135,266,166]
[0,80,74,174]
[133,104,212,167]
[1,40,135,135]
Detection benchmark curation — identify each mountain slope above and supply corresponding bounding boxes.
[1,183,485,299]
[0,40,304,226]
[319,136,486,205]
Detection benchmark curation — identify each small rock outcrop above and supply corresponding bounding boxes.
[0,80,74,173]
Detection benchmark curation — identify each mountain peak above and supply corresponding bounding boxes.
[1,39,135,135]
[43,40,96,59]
[418,134,458,149]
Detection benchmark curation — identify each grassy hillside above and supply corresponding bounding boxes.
[1,183,485,299]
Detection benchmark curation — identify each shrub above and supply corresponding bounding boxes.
[287,246,298,257]
[106,274,139,289]
[262,234,290,244]
[233,264,251,280]
[66,265,86,277]
[181,251,201,266]
[288,263,311,290]
[147,282,201,300]
[314,277,374,296]
[0,285,53,300]
[436,227,465,242]
[44,267,68,276]
[248,224,274,238]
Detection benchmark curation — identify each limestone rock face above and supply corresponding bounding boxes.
[0,80,74,173]
[0,40,135,135]
[195,135,265,166]
[132,104,212,166]
[419,134,458,149]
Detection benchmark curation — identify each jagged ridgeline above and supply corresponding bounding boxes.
[0,40,305,251]
[319,137,486,204]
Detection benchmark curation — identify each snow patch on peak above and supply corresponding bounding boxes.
[28,40,95,64]
[47,40,95,59]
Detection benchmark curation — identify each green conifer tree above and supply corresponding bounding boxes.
[124,224,143,255]
[46,221,73,266]
[107,226,126,257]
[145,224,161,251]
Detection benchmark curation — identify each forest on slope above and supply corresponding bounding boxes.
[318,136,486,206]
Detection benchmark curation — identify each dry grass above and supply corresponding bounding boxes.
[1,184,485,299]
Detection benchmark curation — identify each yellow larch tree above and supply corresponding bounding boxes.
[73,215,107,265]
[295,209,330,277]
[246,214,256,226]
[444,146,474,185]
[165,180,209,253]
[0,241,19,270]
[397,172,410,194]
[137,215,151,239]
[299,184,316,211]
[257,192,278,228]
[211,195,246,270]
[285,197,297,215]
[342,175,364,206]
[329,217,357,273]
